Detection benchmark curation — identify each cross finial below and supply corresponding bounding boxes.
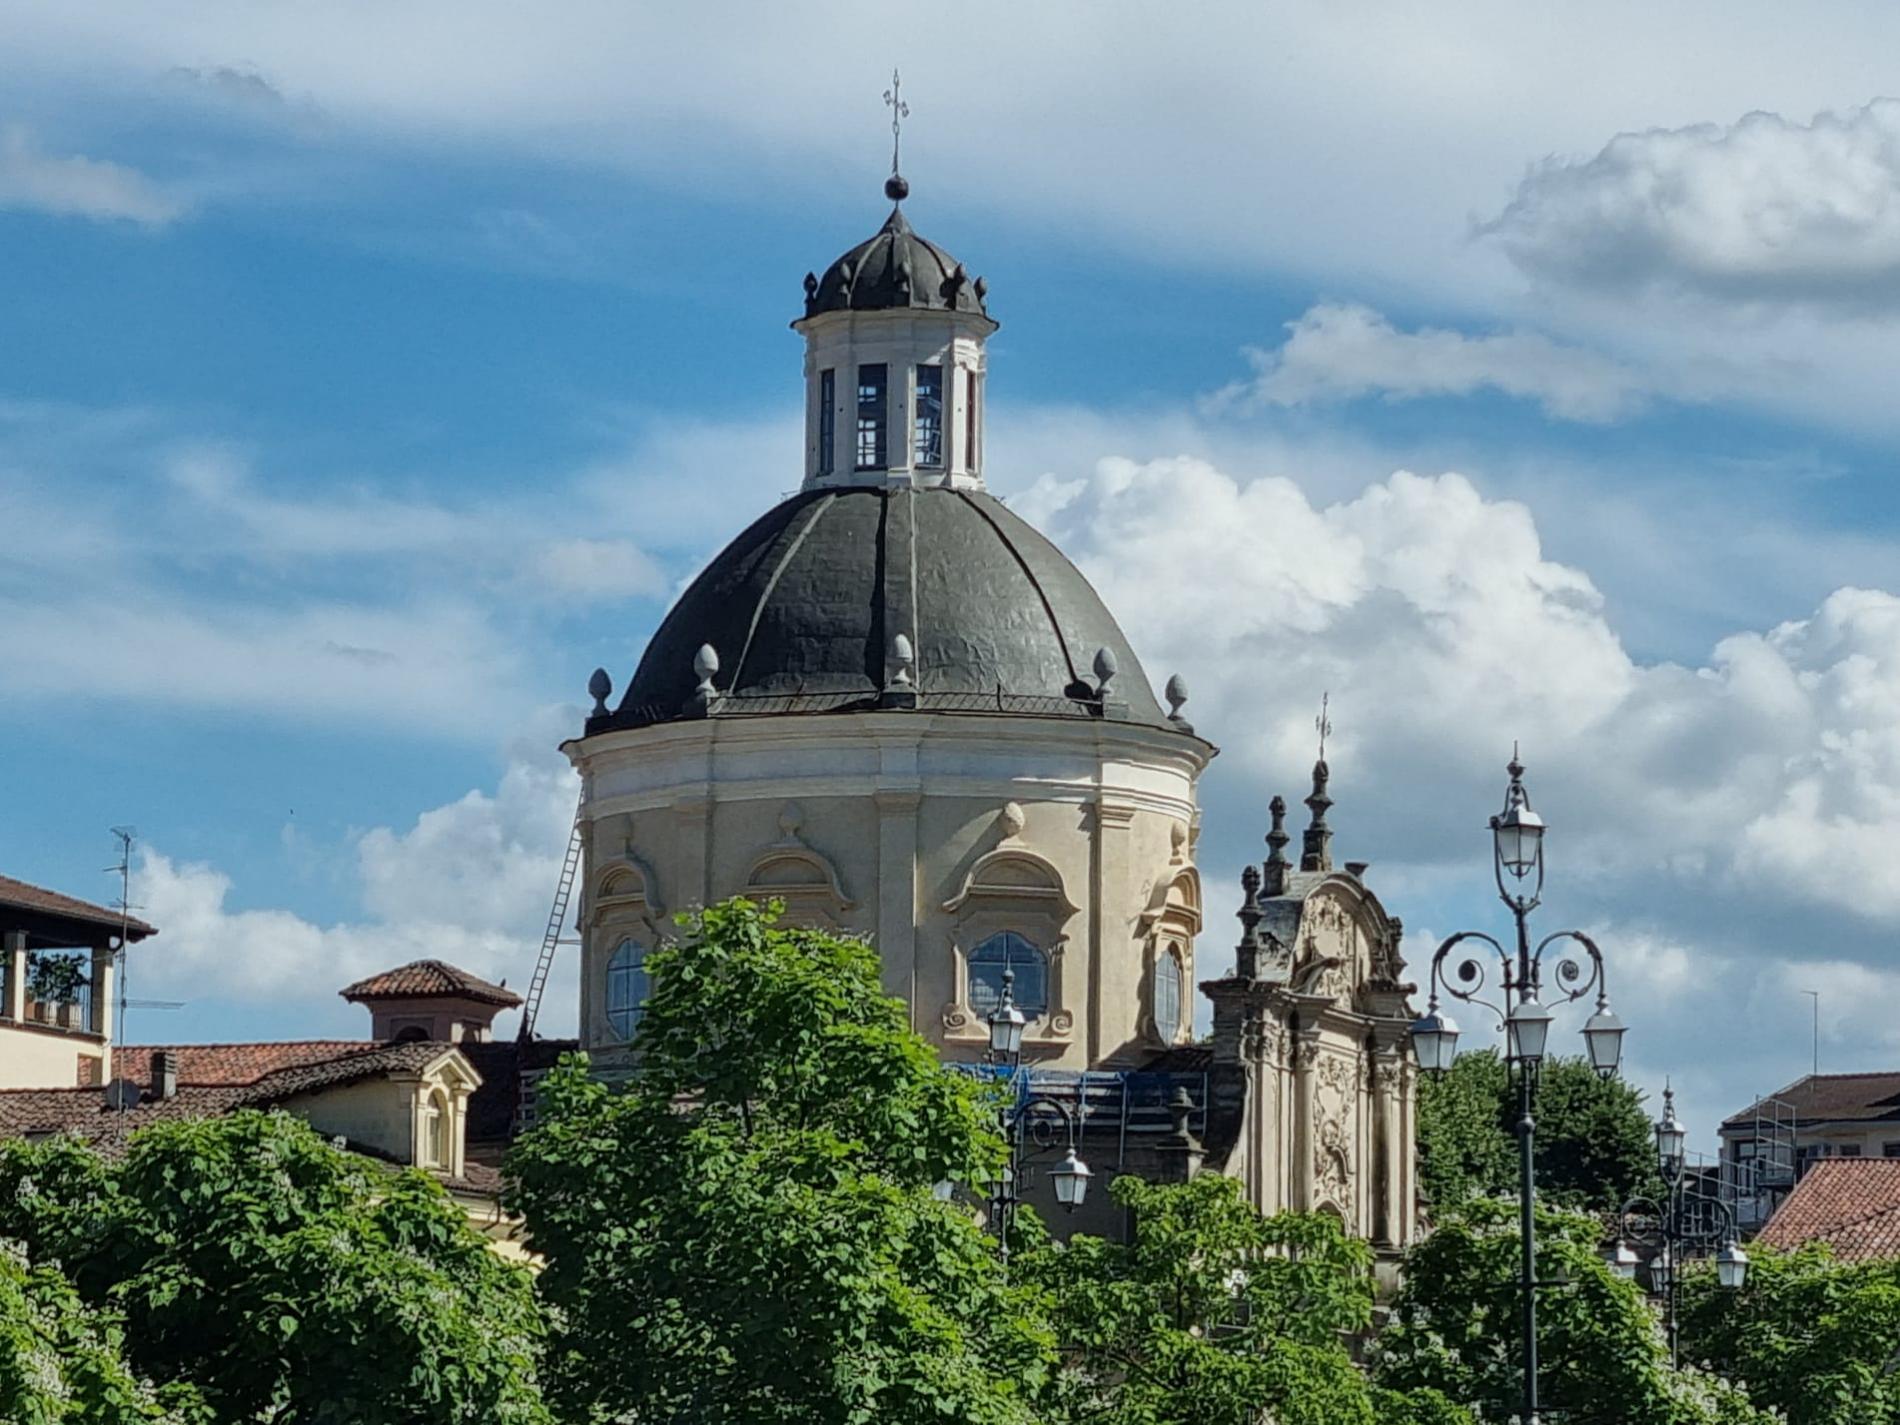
[883,69,909,185]
[1315,691,1332,763]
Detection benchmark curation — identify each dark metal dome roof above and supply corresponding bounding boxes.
[801,203,990,321]
[594,486,1179,733]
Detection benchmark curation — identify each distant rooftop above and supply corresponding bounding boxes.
[1722,1072,1900,1131]
[339,959,521,1008]
[0,872,157,946]
[1758,1159,1900,1263]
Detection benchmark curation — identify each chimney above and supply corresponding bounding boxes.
[150,1049,179,1101]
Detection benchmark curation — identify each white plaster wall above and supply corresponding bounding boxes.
[568,711,1211,1070]
[286,1077,416,1165]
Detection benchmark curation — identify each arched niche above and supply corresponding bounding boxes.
[941,846,1079,1048]
[744,846,854,930]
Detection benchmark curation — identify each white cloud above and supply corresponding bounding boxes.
[134,741,580,1034]
[1486,98,1900,311]
[1218,304,1653,423]
[1024,454,1900,1135]
[0,124,182,226]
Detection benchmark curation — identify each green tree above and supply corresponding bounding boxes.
[0,1239,207,1424]
[1416,1051,1659,1214]
[1678,1242,1900,1424]
[507,898,1053,1425]
[0,1113,550,1425]
[1021,1172,1473,1425]
[1375,1198,1774,1425]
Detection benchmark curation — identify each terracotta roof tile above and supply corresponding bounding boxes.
[120,1041,373,1089]
[1722,1073,1900,1131]
[0,1042,467,1147]
[0,873,156,940]
[1758,1159,1900,1263]
[338,959,522,1008]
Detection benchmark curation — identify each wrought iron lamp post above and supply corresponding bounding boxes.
[984,969,1090,1265]
[1605,1086,1749,1365]
[1410,752,1627,1425]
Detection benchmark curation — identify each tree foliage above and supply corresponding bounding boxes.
[0,1113,550,1425]
[1416,1051,1659,1214]
[1376,1198,1774,1425]
[0,1238,207,1425]
[1679,1242,1900,1425]
[1021,1173,1473,1425]
[507,898,1052,1425]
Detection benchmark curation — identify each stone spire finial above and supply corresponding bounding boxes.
[1301,759,1333,873]
[587,667,612,718]
[1236,862,1264,981]
[691,644,720,714]
[1264,795,1290,895]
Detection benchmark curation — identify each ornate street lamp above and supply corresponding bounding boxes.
[1409,750,1626,1425]
[984,970,1090,1266]
[1610,1088,1748,1366]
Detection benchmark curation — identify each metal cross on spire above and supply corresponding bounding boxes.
[1315,691,1333,763]
[883,68,909,181]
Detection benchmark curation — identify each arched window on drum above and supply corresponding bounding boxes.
[1154,944,1184,1043]
[967,931,1049,1020]
[605,937,649,1040]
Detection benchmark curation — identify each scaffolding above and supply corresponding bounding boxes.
[1719,1094,1798,1234]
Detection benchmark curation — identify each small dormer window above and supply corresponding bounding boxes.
[914,364,943,468]
[855,363,888,470]
[817,369,835,476]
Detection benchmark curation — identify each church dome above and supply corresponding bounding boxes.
[801,185,990,321]
[597,484,1176,731]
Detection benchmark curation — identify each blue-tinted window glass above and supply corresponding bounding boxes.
[914,364,943,467]
[855,363,887,469]
[1154,948,1183,1040]
[968,931,1049,1019]
[606,937,648,1039]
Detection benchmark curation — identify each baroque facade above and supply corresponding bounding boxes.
[1201,773,1420,1253]
[561,172,1419,1252]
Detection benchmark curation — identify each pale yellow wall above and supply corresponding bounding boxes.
[0,1024,104,1090]
[282,1077,416,1163]
[572,713,1210,1072]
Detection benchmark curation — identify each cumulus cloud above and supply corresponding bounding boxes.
[1217,304,1654,423]
[1024,455,1900,1137]
[0,124,183,226]
[135,744,579,1034]
[1485,98,1900,311]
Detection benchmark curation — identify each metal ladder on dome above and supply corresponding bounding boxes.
[518,792,585,1045]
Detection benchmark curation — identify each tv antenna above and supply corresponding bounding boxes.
[105,826,140,1107]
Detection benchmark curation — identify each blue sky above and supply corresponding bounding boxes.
[7,2,1900,1151]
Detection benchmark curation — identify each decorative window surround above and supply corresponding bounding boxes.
[941,844,1079,1048]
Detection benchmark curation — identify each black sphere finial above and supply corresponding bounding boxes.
[885,173,909,202]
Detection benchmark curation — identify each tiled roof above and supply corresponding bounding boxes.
[1722,1073,1900,1131]
[119,1041,373,1089]
[0,873,157,940]
[0,1041,463,1146]
[1758,1159,1900,1263]
[339,959,522,1008]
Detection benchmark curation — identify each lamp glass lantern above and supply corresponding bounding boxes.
[1050,1149,1091,1210]
[1410,1007,1461,1074]
[988,971,1027,1058]
[1506,995,1554,1064]
[1605,1241,1640,1281]
[1492,803,1546,881]
[1582,1007,1627,1079]
[1717,1241,1749,1291]
[1655,1092,1687,1179]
